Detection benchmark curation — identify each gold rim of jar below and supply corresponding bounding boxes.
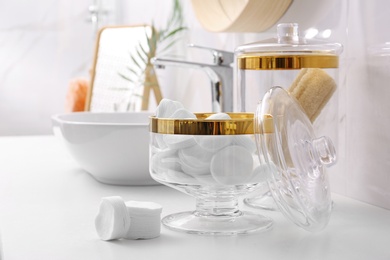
[150,113,254,135]
[237,54,339,70]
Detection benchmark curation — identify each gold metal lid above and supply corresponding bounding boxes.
[150,113,254,135]
[238,54,339,70]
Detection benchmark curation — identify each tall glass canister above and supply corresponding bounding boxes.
[235,23,342,209]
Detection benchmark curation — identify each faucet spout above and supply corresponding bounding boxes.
[152,58,212,70]
[151,57,233,112]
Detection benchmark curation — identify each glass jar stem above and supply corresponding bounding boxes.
[194,197,242,217]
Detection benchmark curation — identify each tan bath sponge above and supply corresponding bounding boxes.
[288,68,337,122]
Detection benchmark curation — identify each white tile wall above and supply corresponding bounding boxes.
[343,0,390,209]
[0,0,94,135]
[0,0,389,209]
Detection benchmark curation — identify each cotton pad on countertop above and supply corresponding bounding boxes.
[124,201,162,240]
[95,196,162,241]
[95,196,130,241]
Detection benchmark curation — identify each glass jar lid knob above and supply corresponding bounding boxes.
[294,135,337,179]
[277,23,302,44]
[313,136,337,166]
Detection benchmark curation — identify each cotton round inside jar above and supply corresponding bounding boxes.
[210,145,254,185]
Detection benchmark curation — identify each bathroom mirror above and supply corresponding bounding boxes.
[85,25,161,112]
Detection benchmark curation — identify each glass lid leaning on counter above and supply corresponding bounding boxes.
[255,86,337,232]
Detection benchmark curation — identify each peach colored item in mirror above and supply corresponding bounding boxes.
[65,78,89,112]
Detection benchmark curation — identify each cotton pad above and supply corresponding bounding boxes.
[95,197,162,241]
[205,113,231,120]
[154,134,168,149]
[210,145,254,185]
[179,144,214,166]
[163,135,197,150]
[170,108,197,119]
[153,155,182,173]
[95,196,130,241]
[180,155,211,176]
[160,170,198,184]
[233,136,257,153]
[155,99,183,118]
[150,149,180,174]
[196,135,232,152]
[124,201,163,240]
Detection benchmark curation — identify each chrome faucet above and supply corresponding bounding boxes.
[151,44,233,112]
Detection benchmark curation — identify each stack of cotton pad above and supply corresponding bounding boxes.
[125,201,163,239]
[151,99,265,186]
[95,196,162,241]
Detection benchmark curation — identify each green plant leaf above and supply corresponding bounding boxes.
[138,42,149,58]
[109,87,132,91]
[135,46,148,64]
[130,53,143,70]
[118,72,135,83]
[165,0,183,32]
[150,26,159,52]
[125,65,140,77]
[158,38,181,54]
[160,26,187,42]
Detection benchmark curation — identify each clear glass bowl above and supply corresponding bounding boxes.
[149,113,273,235]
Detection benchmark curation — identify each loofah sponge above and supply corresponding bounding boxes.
[288,68,337,122]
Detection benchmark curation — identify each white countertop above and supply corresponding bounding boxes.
[0,135,389,260]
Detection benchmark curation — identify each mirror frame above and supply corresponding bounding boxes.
[85,24,151,111]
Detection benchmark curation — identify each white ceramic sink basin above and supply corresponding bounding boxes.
[52,112,157,185]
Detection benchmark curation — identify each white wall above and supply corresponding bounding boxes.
[1,0,389,210]
[0,0,94,135]
[343,0,390,209]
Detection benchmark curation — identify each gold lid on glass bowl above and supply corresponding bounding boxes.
[150,113,254,135]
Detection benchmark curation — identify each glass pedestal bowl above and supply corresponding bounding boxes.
[149,113,273,235]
